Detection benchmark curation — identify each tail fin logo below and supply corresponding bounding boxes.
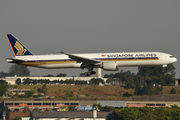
[14,41,27,55]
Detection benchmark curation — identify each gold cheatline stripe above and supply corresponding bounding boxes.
[19,58,158,66]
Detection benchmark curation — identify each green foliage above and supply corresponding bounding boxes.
[171,104,179,108]
[65,92,73,97]
[0,106,10,120]
[0,71,10,77]
[44,74,54,77]
[93,103,102,110]
[92,103,113,112]
[112,106,180,120]
[9,64,30,76]
[141,84,153,95]
[25,91,34,98]
[42,84,48,95]
[134,82,141,95]
[68,105,75,111]
[23,78,32,84]
[38,93,42,97]
[170,88,176,94]
[23,106,30,113]
[20,78,88,85]
[134,84,163,96]
[86,93,90,96]
[153,86,163,95]
[106,79,113,84]
[89,78,104,85]
[14,116,21,120]
[0,84,7,97]
[100,106,114,112]
[138,64,176,77]
[57,73,67,77]
[15,78,21,85]
[0,80,8,85]
[122,92,132,97]
[33,107,40,112]
[162,74,175,85]
[74,80,87,85]
[14,92,19,97]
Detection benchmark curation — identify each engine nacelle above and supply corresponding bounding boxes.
[101,61,118,71]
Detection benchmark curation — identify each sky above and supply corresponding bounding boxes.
[0,0,180,78]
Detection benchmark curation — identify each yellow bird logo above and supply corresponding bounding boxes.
[14,41,27,55]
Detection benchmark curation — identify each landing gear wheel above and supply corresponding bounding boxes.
[90,71,96,75]
[84,71,96,76]
[84,72,90,76]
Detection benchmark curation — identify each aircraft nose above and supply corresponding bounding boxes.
[174,57,177,62]
[171,57,177,63]
[169,55,177,63]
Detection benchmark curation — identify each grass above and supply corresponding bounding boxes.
[5,85,180,101]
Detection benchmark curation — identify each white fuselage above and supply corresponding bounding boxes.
[9,52,177,70]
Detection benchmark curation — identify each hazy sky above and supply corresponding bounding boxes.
[0,0,180,78]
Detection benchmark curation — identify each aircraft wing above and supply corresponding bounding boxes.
[5,58,25,62]
[59,51,101,64]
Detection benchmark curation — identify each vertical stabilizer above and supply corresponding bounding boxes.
[6,34,33,56]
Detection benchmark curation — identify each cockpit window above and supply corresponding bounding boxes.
[170,56,175,58]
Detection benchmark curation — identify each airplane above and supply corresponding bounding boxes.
[5,34,177,76]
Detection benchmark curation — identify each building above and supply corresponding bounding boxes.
[125,101,180,107]
[98,101,126,108]
[31,111,113,120]
[2,100,97,112]
[2,76,108,85]
[7,88,30,95]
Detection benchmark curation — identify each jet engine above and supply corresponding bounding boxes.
[101,61,118,71]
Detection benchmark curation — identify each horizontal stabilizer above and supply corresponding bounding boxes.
[5,58,25,62]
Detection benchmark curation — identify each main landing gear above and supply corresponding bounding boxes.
[84,65,96,76]
[84,71,96,76]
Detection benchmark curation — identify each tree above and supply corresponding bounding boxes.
[65,92,73,97]
[57,73,67,77]
[138,64,176,77]
[1,106,10,120]
[100,106,114,112]
[89,78,104,85]
[37,93,42,97]
[162,74,175,85]
[25,91,34,98]
[68,105,75,111]
[0,84,7,97]
[170,88,176,94]
[37,84,48,95]
[23,106,30,113]
[42,84,48,95]
[0,71,9,78]
[14,116,21,120]
[44,74,54,77]
[32,80,38,85]
[134,82,142,95]
[0,80,8,85]
[15,78,21,85]
[14,92,19,97]
[23,78,32,84]
[141,84,153,95]
[34,107,40,112]
[9,64,30,76]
